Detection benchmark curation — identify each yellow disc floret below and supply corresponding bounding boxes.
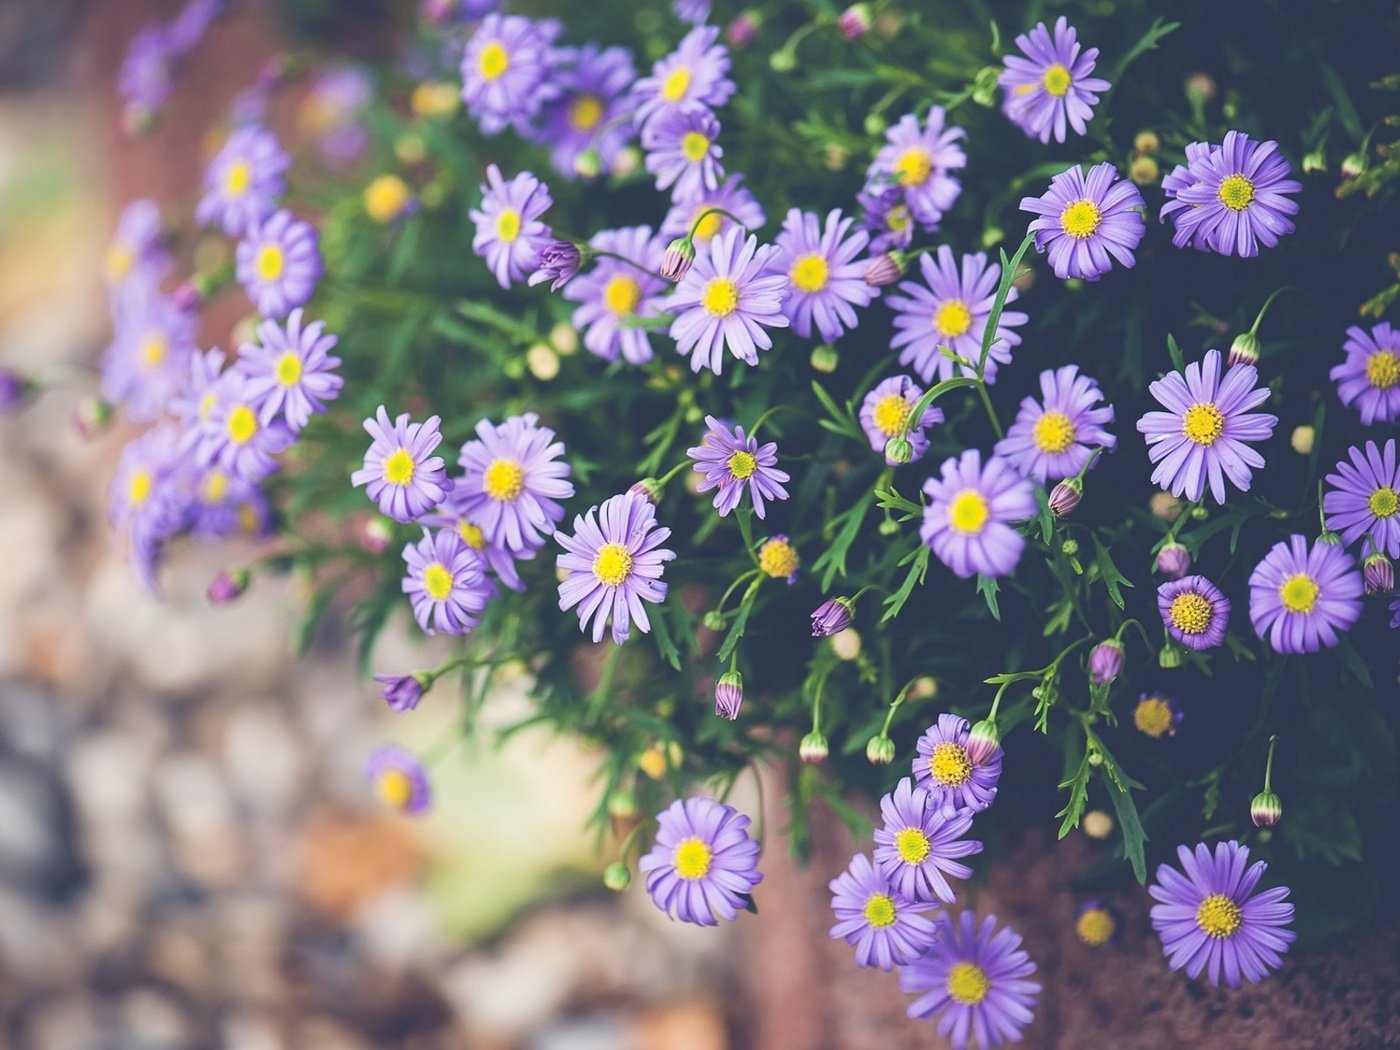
[702,277,740,318]
[603,275,642,316]
[895,827,931,865]
[1134,695,1175,738]
[673,837,712,880]
[423,562,455,601]
[375,768,414,809]
[1182,402,1225,446]
[1032,410,1077,454]
[496,207,521,243]
[1279,572,1319,614]
[382,448,415,485]
[727,450,757,479]
[1059,199,1102,239]
[789,253,830,293]
[863,894,896,928]
[946,962,991,1006]
[568,94,604,132]
[872,394,913,438]
[759,537,800,579]
[227,405,259,445]
[1042,63,1072,96]
[933,299,973,338]
[275,352,302,387]
[1169,591,1213,635]
[894,147,933,187]
[592,542,634,586]
[224,159,251,197]
[482,458,526,502]
[661,66,692,104]
[255,244,284,282]
[1217,174,1256,212]
[478,41,509,81]
[1370,486,1399,518]
[929,741,973,787]
[1366,351,1400,390]
[1076,907,1116,946]
[947,490,990,535]
[680,131,711,163]
[1195,893,1243,939]
[364,174,411,223]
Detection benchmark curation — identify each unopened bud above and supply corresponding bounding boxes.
[1155,541,1191,579]
[799,730,829,763]
[725,11,762,49]
[206,568,250,604]
[1290,425,1315,455]
[660,237,696,282]
[966,719,1001,765]
[1228,331,1261,368]
[810,344,839,373]
[74,396,113,439]
[1088,639,1124,685]
[769,48,796,73]
[603,861,632,891]
[361,516,394,555]
[702,610,725,632]
[0,367,30,413]
[1302,147,1326,174]
[1250,790,1283,828]
[810,597,855,637]
[1082,809,1114,839]
[863,250,906,287]
[1150,491,1184,522]
[1185,73,1217,103]
[1134,130,1160,155]
[715,671,744,720]
[837,3,873,40]
[1340,151,1367,180]
[574,148,602,180]
[1129,155,1160,186]
[866,734,896,765]
[884,435,914,465]
[1364,553,1394,595]
[829,627,861,660]
[1049,477,1083,517]
[629,477,663,506]
[1159,643,1182,669]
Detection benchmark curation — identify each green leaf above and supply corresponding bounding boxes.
[1109,18,1180,84]
[1099,765,1148,883]
[1092,538,1134,609]
[814,491,873,590]
[977,234,1035,376]
[881,545,930,622]
[1033,485,1054,544]
[1166,332,1185,372]
[717,580,760,662]
[650,603,682,672]
[1056,751,1091,837]
[975,574,1001,621]
[874,484,922,518]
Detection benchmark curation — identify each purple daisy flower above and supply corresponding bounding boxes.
[456,412,574,555]
[873,777,982,905]
[998,17,1110,144]
[1021,162,1146,281]
[366,744,432,815]
[402,528,493,635]
[235,210,323,319]
[661,173,766,248]
[1390,594,1400,629]
[556,491,675,644]
[630,26,735,132]
[900,911,1042,1050]
[669,228,789,375]
[1159,132,1301,257]
[887,246,1028,385]
[1248,535,1364,654]
[302,66,372,168]
[673,0,711,25]
[101,280,197,423]
[686,415,790,518]
[166,0,225,53]
[772,208,875,342]
[351,406,452,524]
[994,365,1116,483]
[105,199,166,290]
[1136,349,1278,504]
[540,45,636,178]
[1149,840,1295,987]
[197,372,294,482]
[866,111,966,230]
[857,185,916,254]
[459,13,562,136]
[1158,574,1231,651]
[638,797,762,926]
[564,225,670,365]
[1134,691,1183,738]
[1324,440,1400,557]
[642,107,725,201]
[421,487,531,592]
[470,165,554,289]
[913,713,1002,816]
[185,463,268,541]
[119,25,174,117]
[1331,322,1400,425]
[109,424,187,589]
[921,450,1037,579]
[237,309,342,432]
[194,124,289,237]
[860,375,944,466]
[829,853,940,972]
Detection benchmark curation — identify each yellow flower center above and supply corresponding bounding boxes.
[496,208,521,244]
[226,405,258,445]
[375,768,414,809]
[759,538,800,580]
[1279,572,1319,614]
[680,131,711,163]
[702,277,740,318]
[199,392,217,424]
[1370,486,1399,518]
[593,542,634,586]
[661,66,692,104]
[478,40,509,81]
[1217,174,1256,212]
[872,393,912,437]
[568,94,604,132]
[128,469,153,506]
[929,741,973,787]
[933,299,973,338]
[692,207,723,241]
[275,352,302,387]
[457,520,486,550]
[1076,908,1116,946]
[236,503,260,534]
[1195,893,1243,939]
[1134,696,1174,738]
[863,894,896,928]
[603,274,642,316]
[106,244,134,283]
[1033,410,1077,454]
[482,458,526,501]
[224,159,251,197]
[382,448,416,485]
[895,827,931,865]
[423,562,454,601]
[887,204,912,233]
[1042,63,1072,96]
[255,244,284,282]
[727,450,758,479]
[894,147,933,187]
[364,174,410,223]
[1366,351,1400,390]
[1182,402,1225,446]
[1060,199,1102,239]
[789,253,830,294]
[946,962,991,1006]
[947,490,989,535]
[200,469,229,504]
[140,334,168,369]
[673,837,713,880]
[1169,592,1213,635]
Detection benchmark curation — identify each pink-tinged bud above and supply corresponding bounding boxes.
[863,250,906,287]
[810,597,855,637]
[1048,477,1083,517]
[0,367,29,413]
[1250,789,1282,828]
[966,719,1001,765]
[1364,552,1394,595]
[1228,331,1260,368]
[660,237,696,282]
[628,477,663,506]
[373,671,431,713]
[1088,639,1124,685]
[1155,541,1191,579]
[714,671,744,720]
[361,516,394,555]
[172,282,203,313]
[837,3,873,40]
[1340,151,1367,181]
[799,731,829,763]
[207,568,250,605]
[527,240,583,291]
[725,11,762,49]
[74,396,113,439]
[865,734,895,764]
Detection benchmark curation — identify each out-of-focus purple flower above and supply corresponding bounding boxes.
[470,165,554,289]
[109,424,187,589]
[0,367,29,413]
[556,491,674,644]
[540,45,637,178]
[995,364,1116,483]
[235,210,323,319]
[999,17,1109,144]
[859,375,943,466]
[119,25,174,117]
[1160,132,1301,257]
[642,107,725,202]
[402,528,493,635]
[772,208,874,342]
[564,225,670,365]
[196,371,294,483]
[669,228,789,374]
[630,26,735,131]
[1249,535,1364,653]
[373,672,430,713]
[857,185,916,254]
[366,745,432,814]
[866,111,966,232]
[195,124,290,237]
[686,415,790,519]
[456,412,574,555]
[661,173,766,248]
[207,567,249,605]
[1020,162,1146,281]
[921,450,1036,579]
[166,0,226,53]
[101,278,198,423]
[459,14,562,136]
[725,11,761,49]
[1331,322,1400,425]
[673,0,711,25]
[351,407,453,523]
[421,488,532,592]
[105,199,167,290]
[1075,900,1118,946]
[1133,692,1182,738]
[301,65,373,167]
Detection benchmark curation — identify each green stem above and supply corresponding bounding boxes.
[654,460,691,488]
[749,404,797,438]
[975,380,1005,440]
[879,676,920,735]
[589,248,655,277]
[1249,287,1299,336]
[714,569,762,618]
[688,206,749,240]
[1263,734,1278,792]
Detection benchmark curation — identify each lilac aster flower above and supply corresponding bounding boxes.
[540,45,636,178]
[564,225,670,365]
[857,185,916,254]
[772,208,874,342]
[1021,162,1146,281]
[101,280,197,423]
[1324,440,1400,556]
[235,210,322,319]
[998,17,1110,144]
[1136,349,1278,504]
[661,173,765,249]
[169,347,227,443]
[459,14,562,136]
[1159,132,1301,257]
[829,853,940,971]
[109,424,187,588]
[470,165,554,289]
[556,491,675,644]
[887,247,1028,385]
[1134,691,1182,738]
[421,487,531,592]
[186,464,268,540]
[913,713,1002,816]
[1331,322,1400,425]
[119,25,174,117]
[1157,574,1231,651]
[195,124,289,237]
[866,111,966,230]
[669,228,789,374]
[874,777,982,905]
[105,199,166,290]
[921,450,1037,579]
[994,365,1116,483]
[302,66,372,167]
[686,415,790,519]
[900,911,1042,1050]
[402,528,492,635]
[366,744,432,814]
[673,0,711,25]
[351,407,452,523]
[643,107,725,201]
[630,26,735,131]
[237,309,342,432]
[195,369,294,483]
[860,376,944,466]
[456,412,574,554]
[1248,535,1364,653]
[1149,840,1295,987]
[638,797,761,926]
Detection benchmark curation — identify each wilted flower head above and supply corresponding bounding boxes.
[1075,900,1117,946]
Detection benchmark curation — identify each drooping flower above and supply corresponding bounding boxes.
[194,124,290,237]
[459,13,562,136]
[421,486,531,592]
[994,365,1116,483]
[857,184,916,254]
[811,597,855,638]
[1020,162,1147,281]
[564,225,670,365]
[373,672,428,714]
[366,744,432,814]
[1157,575,1231,651]
[637,796,762,926]
[470,165,554,289]
[101,280,197,423]
[528,240,582,290]
[829,853,940,971]
[874,777,982,905]
[402,528,493,635]
[912,713,1002,816]
[920,450,1037,579]
[660,173,765,248]
[456,412,574,554]
[630,25,735,131]
[1075,901,1117,946]
[235,210,323,319]
[1248,535,1364,654]
[998,17,1110,144]
[714,671,743,719]
[860,376,944,466]
[866,111,966,230]
[887,246,1027,385]
[556,491,675,644]
[757,534,800,583]
[686,415,790,518]
[105,199,167,291]
[642,107,725,201]
[197,371,294,482]
[351,406,452,523]
[1148,840,1295,987]
[540,44,636,177]
[237,309,342,432]
[668,228,789,374]
[1133,691,1182,738]
[1331,322,1400,426]
[771,208,875,342]
[1159,132,1301,257]
[1136,349,1278,504]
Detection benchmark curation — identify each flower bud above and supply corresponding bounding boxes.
[1060,539,1080,557]
[1128,155,1159,186]
[171,281,203,313]
[1088,639,1125,685]
[1250,789,1283,828]
[1087,750,1104,767]
[1075,900,1118,946]
[883,435,914,465]
[810,344,839,373]
[1290,425,1314,455]
[1049,477,1083,517]
[1149,491,1183,522]
[373,671,430,713]
[1302,147,1326,173]
[725,11,762,49]
[607,788,638,820]
[810,597,855,637]
[866,734,896,765]
[603,861,632,891]
[611,146,642,179]
[1228,331,1261,369]
[908,676,938,700]
[1340,151,1367,180]
[1158,643,1182,669]
[1154,541,1190,580]
[74,396,113,439]
[701,610,725,632]
[715,671,744,720]
[1081,809,1114,839]
[1133,130,1160,155]
[0,367,29,413]
[864,250,907,287]
[660,237,696,282]
[1364,552,1394,595]
[206,568,250,605]
[364,174,416,223]
[528,240,583,291]
[966,719,1001,765]
[799,730,829,763]
[1319,529,1343,546]
[862,112,886,136]
[1185,72,1217,103]
[628,477,663,506]
[837,3,872,40]
[573,148,602,180]
[769,48,796,73]
[411,81,460,119]
[361,516,394,555]
[970,66,1000,107]
[829,627,861,660]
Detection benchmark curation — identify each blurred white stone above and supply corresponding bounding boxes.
[119,988,193,1047]
[22,992,104,1050]
[223,704,303,816]
[357,884,445,968]
[222,1014,286,1050]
